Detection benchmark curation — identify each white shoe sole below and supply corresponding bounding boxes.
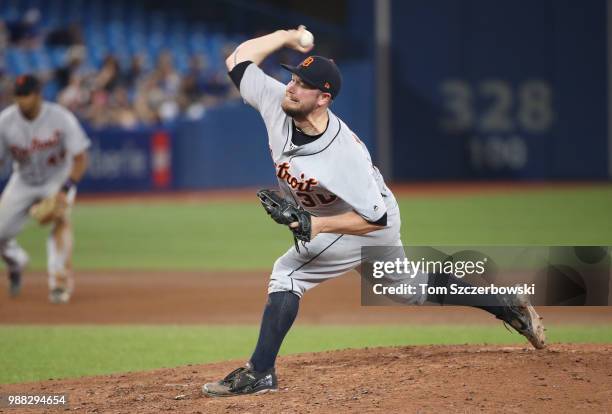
[202,384,278,398]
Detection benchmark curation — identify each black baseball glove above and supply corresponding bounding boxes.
[257,189,312,252]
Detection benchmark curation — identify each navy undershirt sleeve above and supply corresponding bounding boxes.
[367,212,387,226]
[228,61,253,89]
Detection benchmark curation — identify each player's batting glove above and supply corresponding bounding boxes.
[257,189,312,252]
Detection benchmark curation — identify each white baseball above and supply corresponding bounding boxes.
[299,30,314,48]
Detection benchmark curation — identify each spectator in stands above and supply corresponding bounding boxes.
[134,73,163,125]
[178,54,207,117]
[46,22,84,47]
[183,54,207,93]
[152,51,181,123]
[83,88,111,128]
[94,55,121,92]
[155,51,181,98]
[0,20,8,51]
[120,54,146,93]
[57,75,89,115]
[109,87,138,129]
[55,45,88,90]
[0,6,253,129]
[0,21,7,86]
[0,72,12,110]
[195,44,240,108]
[6,8,42,48]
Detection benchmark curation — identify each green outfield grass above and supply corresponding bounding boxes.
[15,187,612,270]
[1,324,611,384]
[4,187,611,385]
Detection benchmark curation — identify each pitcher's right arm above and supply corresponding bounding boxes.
[225,26,313,71]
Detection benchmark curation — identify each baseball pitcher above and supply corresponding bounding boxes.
[0,74,90,304]
[202,27,546,397]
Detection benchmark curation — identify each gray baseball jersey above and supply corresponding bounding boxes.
[0,102,89,243]
[235,62,426,303]
[240,63,391,221]
[0,102,90,186]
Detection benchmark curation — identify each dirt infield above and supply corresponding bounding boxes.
[1,344,611,413]
[1,271,612,325]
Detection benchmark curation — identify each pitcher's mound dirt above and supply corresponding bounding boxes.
[2,344,611,413]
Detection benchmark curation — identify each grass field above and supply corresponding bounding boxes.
[3,186,612,384]
[1,324,612,384]
[15,187,612,270]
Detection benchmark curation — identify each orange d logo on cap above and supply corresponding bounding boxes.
[301,56,314,67]
[280,55,342,98]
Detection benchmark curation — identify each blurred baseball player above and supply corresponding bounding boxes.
[202,27,546,397]
[0,74,90,304]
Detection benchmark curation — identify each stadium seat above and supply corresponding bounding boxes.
[0,0,237,82]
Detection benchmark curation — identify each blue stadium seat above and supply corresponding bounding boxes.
[2,6,21,21]
[0,0,236,83]
[49,47,67,67]
[6,48,30,75]
[66,0,84,23]
[173,49,190,73]
[28,47,52,72]
[42,80,59,100]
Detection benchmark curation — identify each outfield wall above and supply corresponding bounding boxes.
[389,0,608,180]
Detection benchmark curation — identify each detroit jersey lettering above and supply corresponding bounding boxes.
[0,102,90,185]
[239,63,393,220]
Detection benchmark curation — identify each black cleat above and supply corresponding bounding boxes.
[202,362,278,397]
[4,246,28,298]
[8,270,21,297]
[497,290,547,349]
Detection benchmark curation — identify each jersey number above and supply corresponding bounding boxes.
[47,150,66,166]
[296,192,337,208]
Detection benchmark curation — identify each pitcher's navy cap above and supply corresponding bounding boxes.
[281,55,342,99]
